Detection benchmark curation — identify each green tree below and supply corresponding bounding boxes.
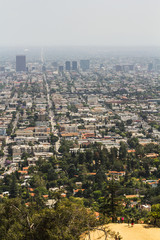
[100,180,122,222]
[150,204,160,226]
[119,142,127,160]
[127,137,139,149]
[0,198,97,240]
[86,150,93,164]
[126,119,132,125]
[50,133,58,145]
[0,150,4,157]
[9,175,19,198]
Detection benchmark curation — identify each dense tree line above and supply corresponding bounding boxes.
[0,198,97,240]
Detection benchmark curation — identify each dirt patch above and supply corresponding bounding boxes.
[82,223,160,240]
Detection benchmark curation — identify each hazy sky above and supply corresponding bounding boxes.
[0,0,160,47]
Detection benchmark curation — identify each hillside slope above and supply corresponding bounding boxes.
[83,223,160,240]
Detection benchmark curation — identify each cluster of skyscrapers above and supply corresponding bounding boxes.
[59,60,90,73]
[148,59,160,72]
[15,55,90,73]
[64,61,78,71]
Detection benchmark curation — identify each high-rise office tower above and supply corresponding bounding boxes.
[72,61,78,71]
[148,63,153,72]
[80,60,90,71]
[65,61,71,71]
[0,67,5,72]
[58,66,64,73]
[115,65,122,72]
[16,55,26,72]
[128,65,134,71]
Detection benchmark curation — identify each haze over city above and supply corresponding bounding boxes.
[0,0,160,47]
